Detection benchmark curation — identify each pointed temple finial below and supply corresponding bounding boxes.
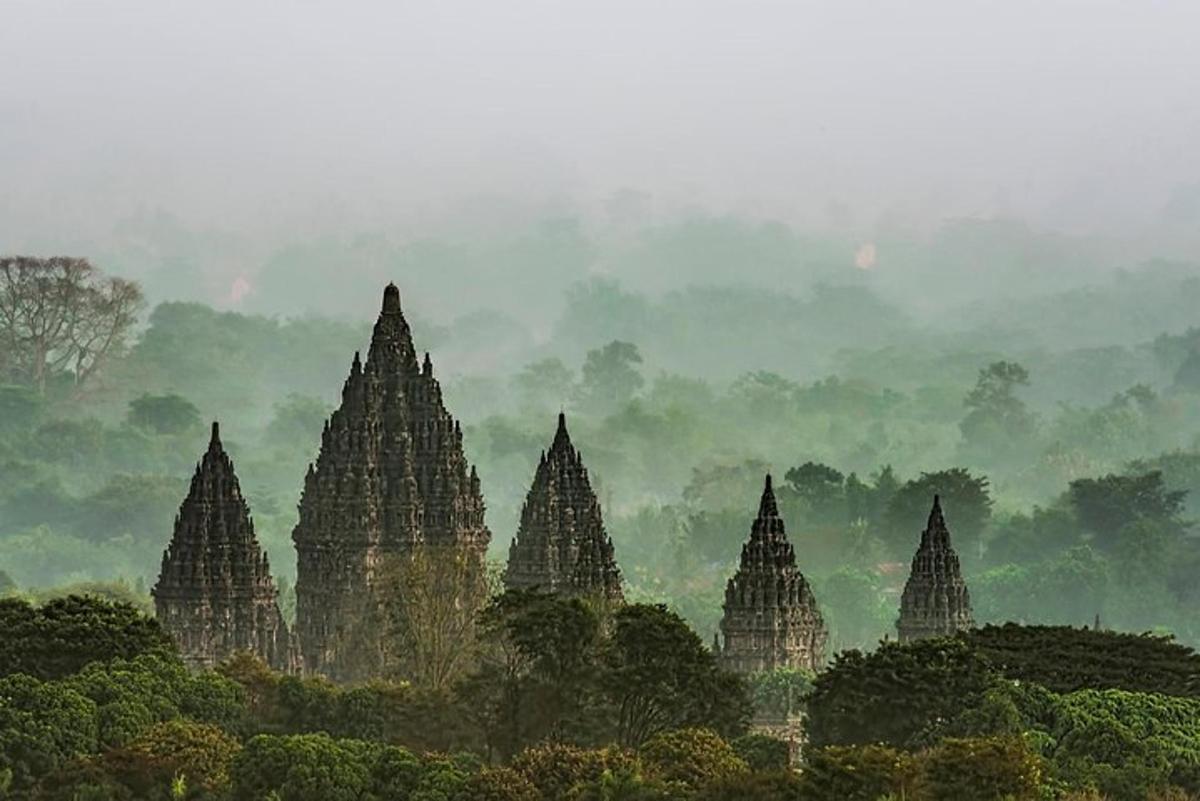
[209,421,221,450]
[552,411,572,450]
[382,282,401,313]
[758,473,779,518]
[423,352,433,376]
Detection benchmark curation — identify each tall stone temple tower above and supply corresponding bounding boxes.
[896,495,974,642]
[504,413,623,602]
[716,475,827,674]
[153,422,293,672]
[292,283,491,681]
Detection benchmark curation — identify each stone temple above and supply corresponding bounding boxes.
[504,413,623,602]
[716,475,827,673]
[292,283,491,681]
[153,422,293,672]
[896,495,974,642]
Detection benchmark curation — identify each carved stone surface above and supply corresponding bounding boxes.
[896,495,975,642]
[717,475,827,674]
[153,422,293,672]
[292,283,491,681]
[504,413,623,602]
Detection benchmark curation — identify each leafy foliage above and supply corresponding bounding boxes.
[0,595,174,681]
[965,624,1200,696]
[797,744,914,801]
[638,728,746,789]
[805,638,997,749]
[915,736,1043,801]
[603,604,751,746]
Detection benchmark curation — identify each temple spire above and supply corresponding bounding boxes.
[293,281,490,681]
[897,495,974,642]
[504,412,623,602]
[154,431,293,672]
[719,477,826,674]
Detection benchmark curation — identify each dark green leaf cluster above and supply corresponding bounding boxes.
[965,623,1200,696]
[0,595,174,681]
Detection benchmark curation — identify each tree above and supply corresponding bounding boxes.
[75,474,185,548]
[1171,349,1200,394]
[694,770,802,801]
[638,728,747,790]
[916,736,1044,801]
[509,743,637,801]
[866,465,900,528]
[797,744,915,801]
[0,673,99,796]
[462,590,604,758]
[746,668,815,723]
[568,767,671,801]
[380,546,490,692]
[264,394,329,452]
[0,595,174,681]
[782,462,845,525]
[813,569,891,653]
[963,624,1200,696]
[729,372,799,419]
[972,547,1110,628]
[681,460,770,563]
[602,604,751,747]
[984,505,1081,566]
[806,638,997,749]
[1129,451,1200,518]
[730,733,791,773]
[0,257,144,394]
[579,341,644,415]
[514,358,576,414]
[110,720,242,794]
[126,394,202,436]
[683,460,770,514]
[959,362,1037,459]
[456,766,539,801]
[229,734,375,801]
[885,468,993,560]
[1068,471,1188,550]
[0,384,43,434]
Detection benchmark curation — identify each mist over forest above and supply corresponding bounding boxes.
[4,2,1200,645]
[4,3,1200,799]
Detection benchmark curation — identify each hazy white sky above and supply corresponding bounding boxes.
[3,0,1199,241]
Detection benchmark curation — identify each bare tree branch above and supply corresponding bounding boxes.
[0,256,145,394]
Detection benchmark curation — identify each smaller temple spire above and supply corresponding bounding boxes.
[504,412,623,602]
[897,495,974,642]
[719,477,826,675]
[155,430,294,672]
